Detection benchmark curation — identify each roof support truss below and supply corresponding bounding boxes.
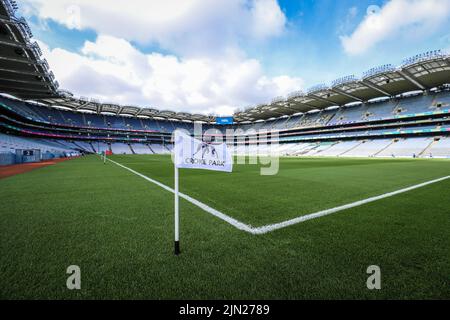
[396,70,426,90]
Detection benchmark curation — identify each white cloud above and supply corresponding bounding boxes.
[38,36,303,115]
[337,6,358,35]
[340,0,450,55]
[22,0,286,56]
[249,0,286,39]
[24,1,299,115]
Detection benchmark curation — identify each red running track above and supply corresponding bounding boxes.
[0,158,72,179]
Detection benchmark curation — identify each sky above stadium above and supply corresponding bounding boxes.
[18,0,450,116]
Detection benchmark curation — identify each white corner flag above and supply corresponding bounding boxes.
[172,130,233,255]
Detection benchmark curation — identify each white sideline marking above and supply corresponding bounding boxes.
[106,157,450,235]
[107,158,254,233]
[252,175,450,234]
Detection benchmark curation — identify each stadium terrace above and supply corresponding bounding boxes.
[0,0,449,159]
[0,0,450,302]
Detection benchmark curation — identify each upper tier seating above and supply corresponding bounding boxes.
[124,117,144,130]
[84,113,106,127]
[394,95,436,116]
[277,115,302,130]
[363,100,397,121]
[2,90,450,134]
[328,105,367,125]
[271,117,289,130]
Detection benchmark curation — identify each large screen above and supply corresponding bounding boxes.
[215,117,234,125]
[22,150,34,156]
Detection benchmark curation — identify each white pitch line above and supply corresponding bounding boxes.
[106,157,450,235]
[252,175,450,234]
[107,158,254,233]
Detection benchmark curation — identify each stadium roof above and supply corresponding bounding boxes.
[0,0,59,97]
[235,51,450,121]
[0,0,449,123]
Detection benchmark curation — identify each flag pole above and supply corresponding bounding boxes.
[174,163,180,255]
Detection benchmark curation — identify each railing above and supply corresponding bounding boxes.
[2,0,18,18]
[58,89,74,98]
[14,17,33,39]
[78,96,89,103]
[40,59,49,72]
[331,75,357,87]
[362,64,395,79]
[401,50,445,67]
[307,83,328,94]
[287,90,304,99]
[30,41,42,57]
[271,96,285,104]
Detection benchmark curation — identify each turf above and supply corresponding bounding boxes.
[112,154,450,225]
[0,154,449,299]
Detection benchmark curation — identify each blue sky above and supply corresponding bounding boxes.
[246,0,450,84]
[18,0,450,115]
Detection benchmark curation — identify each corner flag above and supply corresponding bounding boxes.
[172,130,233,255]
[174,130,233,172]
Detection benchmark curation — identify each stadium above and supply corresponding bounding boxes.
[0,0,449,301]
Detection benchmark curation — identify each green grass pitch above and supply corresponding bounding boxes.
[0,154,449,299]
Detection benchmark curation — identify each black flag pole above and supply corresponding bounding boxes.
[174,159,180,255]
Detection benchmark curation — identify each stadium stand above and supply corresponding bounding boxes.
[290,143,318,156]
[340,139,392,157]
[0,133,79,165]
[130,143,151,154]
[375,138,434,158]
[315,141,362,157]
[149,144,170,154]
[0,0,449,161]
[3,88,448,136]
[95,142,110,153]
[426,137,450,158]
[110,143,133,155]
[285,143,311,155]
[302,142,335,156]
[0,134,74,155]
[72,141,95,153]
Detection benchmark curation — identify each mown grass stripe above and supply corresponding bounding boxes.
[107,157,450,234]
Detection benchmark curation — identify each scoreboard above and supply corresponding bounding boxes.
[215,117,234,125]
[22,150,34,156]
[15,149,40,163]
